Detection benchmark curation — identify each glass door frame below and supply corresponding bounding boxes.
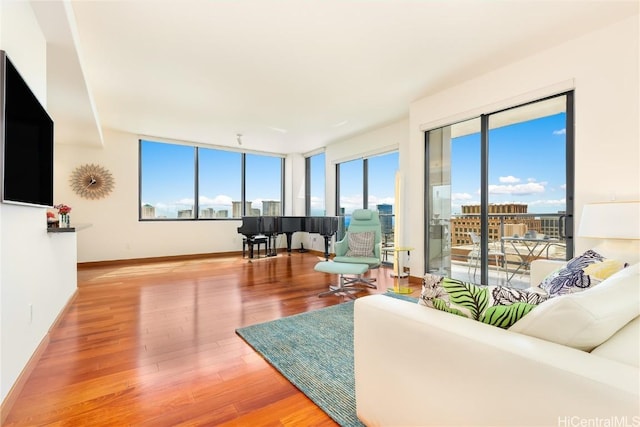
[424,91,575,285]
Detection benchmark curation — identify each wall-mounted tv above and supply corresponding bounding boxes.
[0,50,54,208]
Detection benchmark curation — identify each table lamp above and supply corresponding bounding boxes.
[578,201,640,259]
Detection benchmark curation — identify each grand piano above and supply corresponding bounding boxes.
[237,216,339,260]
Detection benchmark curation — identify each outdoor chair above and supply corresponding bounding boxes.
[467,231,507,281]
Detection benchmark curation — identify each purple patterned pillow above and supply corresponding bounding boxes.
[539,250,627,297]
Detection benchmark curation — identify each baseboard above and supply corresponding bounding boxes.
[77,251,243,269]
[0,289,78,424]
[77,248,336,268]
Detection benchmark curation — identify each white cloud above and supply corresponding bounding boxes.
[176,198,195,205]
[528,198,566,206]
[560,184,566,190]
[553,128,566,135]
[499,175,520,183]
[310,196,324,209]
[368,195,395,206]
[199,194,233,205]
[339,195,364,211]
[489,182,545,195]
[451,192,473,201]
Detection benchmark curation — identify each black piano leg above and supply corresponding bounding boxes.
[323,236,331,260]
[249,240,255,260]
[285,233,293,255]
[268,235,277,256]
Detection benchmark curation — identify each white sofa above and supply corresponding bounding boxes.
[354,257,640,426]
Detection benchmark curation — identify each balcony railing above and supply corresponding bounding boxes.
[338,211,567,288]
[432,212,568,288]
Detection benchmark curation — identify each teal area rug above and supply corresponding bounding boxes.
[235,292,416,427]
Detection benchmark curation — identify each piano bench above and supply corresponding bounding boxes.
[243,236,268,258]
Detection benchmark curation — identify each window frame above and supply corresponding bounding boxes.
[138,139,284,221]
[423,91,575,284]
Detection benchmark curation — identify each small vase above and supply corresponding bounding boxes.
[60,213,70,227]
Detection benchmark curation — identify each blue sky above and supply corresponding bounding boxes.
[451,113,566,214]
[335,151,398,215]
[140,143,281,217]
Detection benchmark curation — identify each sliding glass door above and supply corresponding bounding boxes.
[426,118,481,278]
[425,93,574,287]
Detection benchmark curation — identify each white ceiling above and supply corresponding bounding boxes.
[32,0,638,154]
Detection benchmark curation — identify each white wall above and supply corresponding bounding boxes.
[0,0,77,404]
[405,14,640,276]
[55,117,409,262]
[324,119,409,217]
[56,130,247,262]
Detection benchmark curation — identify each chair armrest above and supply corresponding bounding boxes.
[373,242,382,260]
[334,237,348,256]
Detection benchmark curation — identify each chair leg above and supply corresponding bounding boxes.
[351,275,377,288]
[319,274,360,298]
[318,273,377,298]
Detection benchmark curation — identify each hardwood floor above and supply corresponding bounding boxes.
[3,252,420,426]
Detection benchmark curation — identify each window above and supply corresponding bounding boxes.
[139,140,283,220]
[140,140,195,219]
[306,152,326,216]
[367,151,398,245]
[337,158,364,218]
[198,148,241,218]
[245,153,283,216]
[336,150,398,242]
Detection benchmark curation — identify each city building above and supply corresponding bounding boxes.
[141,204,156,219]
[376,203,394,244]
[232,201,254,217]
[262,200,281,216]
[199,208,215,218]
[450,204,542,246]
[540,211,566,239]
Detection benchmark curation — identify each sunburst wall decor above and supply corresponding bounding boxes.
[70,164,115,199]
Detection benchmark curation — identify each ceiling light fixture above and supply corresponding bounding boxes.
[236,133,242,145]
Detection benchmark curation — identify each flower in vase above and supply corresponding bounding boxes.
[54,204,72,215]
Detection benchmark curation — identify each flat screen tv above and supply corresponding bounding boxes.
[0,50,54,208]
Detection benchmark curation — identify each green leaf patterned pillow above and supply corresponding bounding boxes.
[419,274,549,328]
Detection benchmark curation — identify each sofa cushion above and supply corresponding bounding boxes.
[509,265,640,352]
[419,274,548,328]
[346,231,375,257]
[590,317,640,367]
[538,249,627,297]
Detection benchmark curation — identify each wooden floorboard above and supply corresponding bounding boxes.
[3,252,420,426]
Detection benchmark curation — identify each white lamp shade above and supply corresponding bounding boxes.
[578,201,640,240]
